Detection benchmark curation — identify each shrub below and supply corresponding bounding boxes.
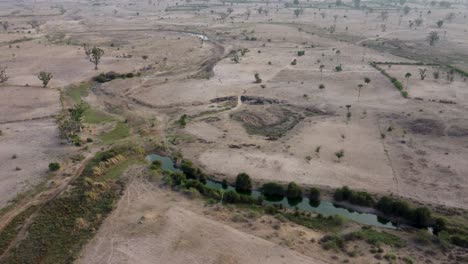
[222,190,256,204]
[411,207,431,227]
[297,50,305,56]
[335,65,343,72]
[150,160,162,170]
[309,187,320,202]
[235,173,252,193]
[334,186,352,201]
[433,217,447,234]
[262,182,285,196]
[221,179,228,189]
[286,182,303,199]
[48,162,60,171]
[450,235,468,248]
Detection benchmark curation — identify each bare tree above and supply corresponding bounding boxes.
[426,31,440,46]
[89,47,104,70]
[38,71,53,88]
[83,44,92,58]
[294,9,303,18]
[380,11,389,21]
[419,68,427,80]
[0,66,8,84]
[0,21,9,32]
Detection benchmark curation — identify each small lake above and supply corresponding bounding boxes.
[146,154,397,229]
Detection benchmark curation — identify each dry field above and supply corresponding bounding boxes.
[0,0,467,263]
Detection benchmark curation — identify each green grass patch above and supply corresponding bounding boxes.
[281,212,345,232]
[346,227,406,248]
[1,147,143,264]
[83,108,114,124]
[65,82,114,124]
[65,83,89,104]
[99,122,130,144]
[100,159,143,181]
[0,206,37,256]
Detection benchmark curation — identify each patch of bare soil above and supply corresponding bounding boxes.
[77,177,325,264]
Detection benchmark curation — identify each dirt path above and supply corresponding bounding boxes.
[0,149,99,260]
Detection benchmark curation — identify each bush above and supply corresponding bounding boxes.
[335,65,343,72]
[262,182,285,196]
[376,196,411,218]
[433,217,447,234]
[48,162,60,171]
[235,173,252,193]
[411,207,431,227]
[286,182,303,199]
[349,191,374,207]
[93,71,136,83]
[297,50,305,56]
[334,187,374,207]
[150,160,162,170]
[309,187,320,202]
[334,186,352,201]
[450,235,468,248]
[222,190,257,205]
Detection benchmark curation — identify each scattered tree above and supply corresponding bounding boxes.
[436,20,444,28]
[335,150,344,160]
[357,84,364,101]
[426,31,440,46]
[254,73,262,83]
[262,182,285,197]
[89,47,104,70]
[433,70,440,79]
[294,9,303,18]
[419,68,427,80]
[286,182,303,199]
[414,18,423,27]
[38,71,53,88]
[319,64,325,80]
[405,72,412,89]
[403,6,411,15]
[309,187,320,203]
[235,173,252,193]
[0,21,8,31]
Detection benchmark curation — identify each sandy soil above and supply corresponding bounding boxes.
[77,174,325,264]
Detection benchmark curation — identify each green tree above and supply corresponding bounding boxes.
[433,218,446,234]
[90,47,104,70]
[235,173,252,193]
[405,72,412,89]
[319,64,325,80]
[309,187,320,202]
[286,182,303,199]
[38,71,53,88]
[262,182,285,196]
[412,207,431,227]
